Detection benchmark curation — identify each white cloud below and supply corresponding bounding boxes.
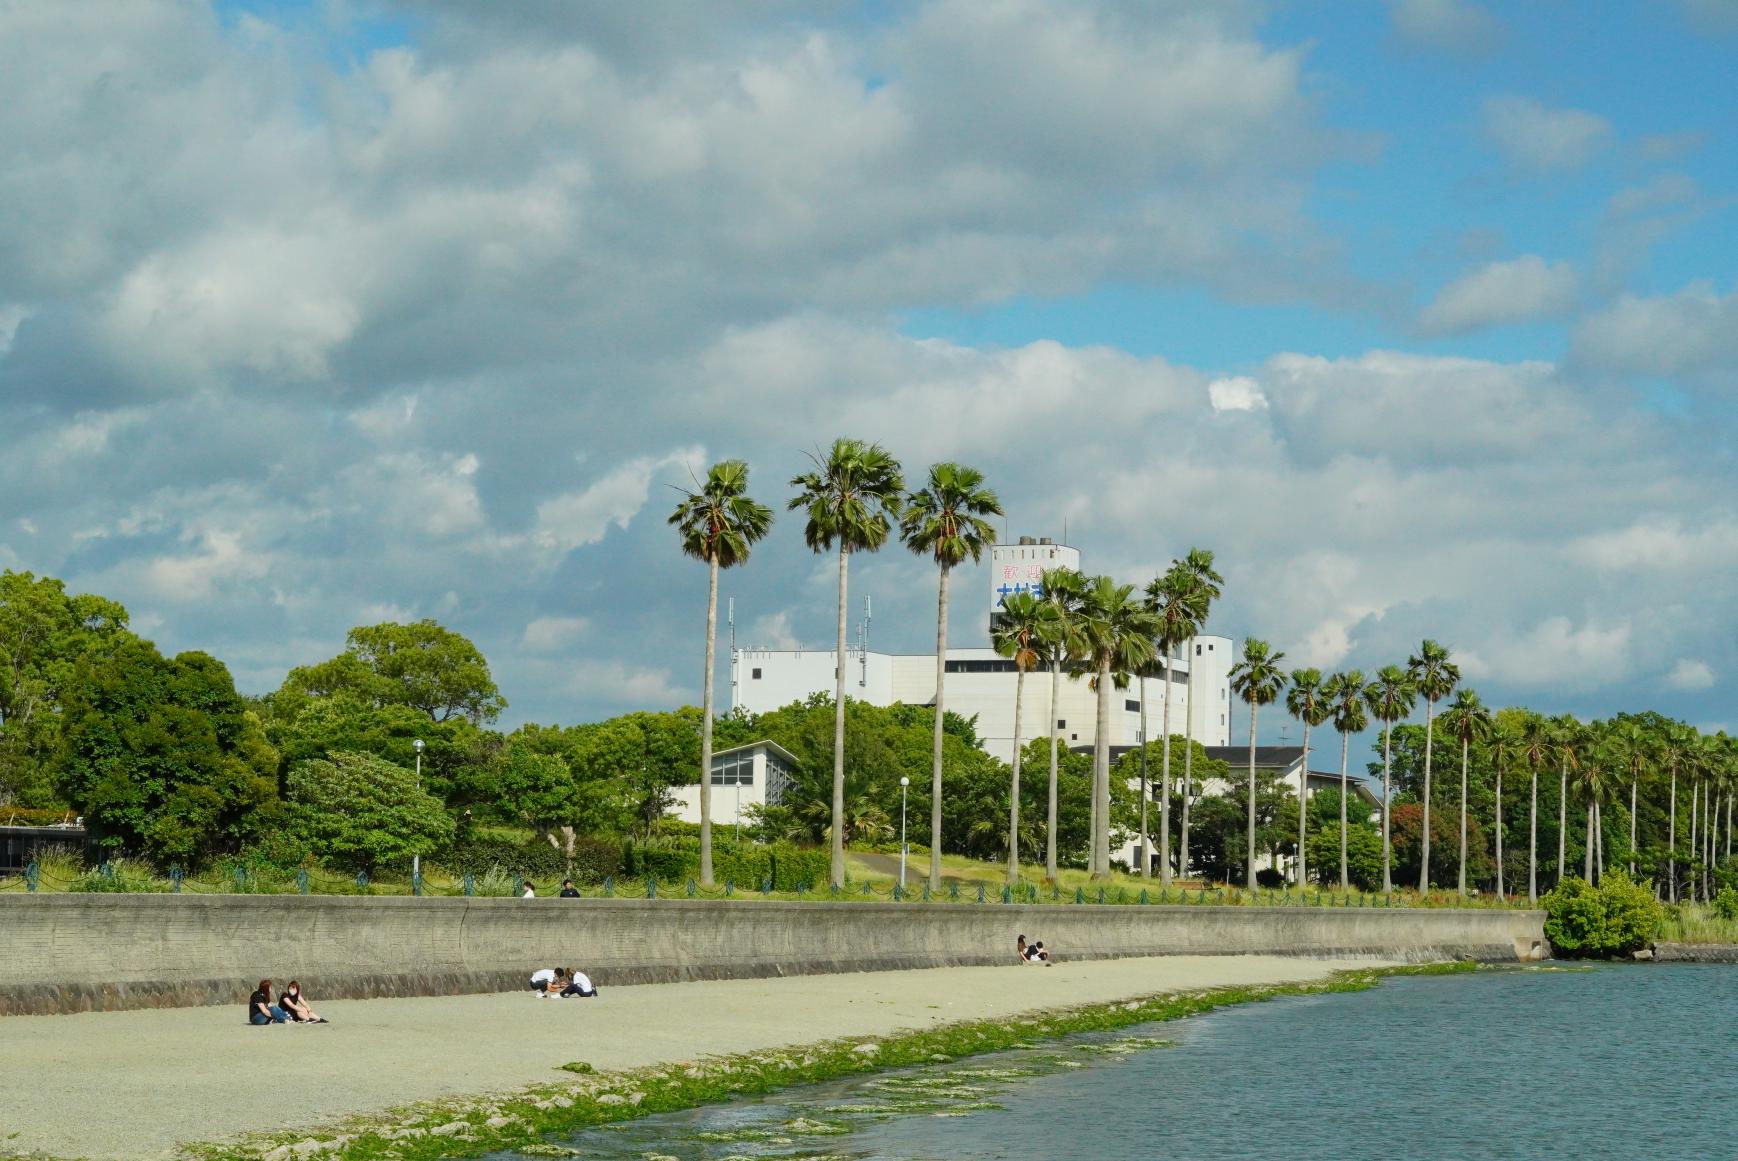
[521,615,590,652]
[1416,255,1577,335]
[1387,0,1504,55]
[1571,281,1738,382]
[1482,95,1611,172]
[1458,616,1632,690]
[1565,518,1738,572]
[746,611,803,651]
[530,446,704,560]
[1208,375,1267,412]
[1667,659,1716,691]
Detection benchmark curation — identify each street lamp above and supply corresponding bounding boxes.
[412,738,425,882]
[899,776,910,890]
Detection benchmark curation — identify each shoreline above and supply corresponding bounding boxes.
[0,955,1407,1161]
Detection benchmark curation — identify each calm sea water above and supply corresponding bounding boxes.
[497,964,1738,1160]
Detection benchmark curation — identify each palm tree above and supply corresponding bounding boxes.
[1517,714,1553,902]
[991,591,1055,887]
[1038,566,1088,881]
[1285,669,1329,890]
[1230,638,1287,890]
[1323,670,1368,891]
[1440,689,1492,897]
[1075,576,1160,876]
[669,460,774,885]
[1607,720,1653,879]
[1548,716,1581,889]
[1176,549,1223,878]
[1489,725,1516,896]
[1662,723,1692,903]
[1145,560,1208,886]
[1574,722,1614,884]
[1406,640,1460,893]
[1362,666,1416,894]
[901,463,1002,892]
[788,438,905,887]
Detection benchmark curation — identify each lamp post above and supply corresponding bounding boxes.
[899,776,910,890]
[412,738,425,882]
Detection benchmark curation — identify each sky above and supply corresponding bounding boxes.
[2,0,1736,746]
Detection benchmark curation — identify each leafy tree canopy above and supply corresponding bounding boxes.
[277,619,506,725]
[284,751,453,876]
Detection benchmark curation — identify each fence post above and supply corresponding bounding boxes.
[687,877,697,898]
[862,881,872,896]
[1097,887,1106,905]
[171,865,184,893]
[893,883,903,902]
[413,870,423,897]
[922,882,932,902]
[725,878,734,897]
[647,877,657,899]
[1052,882,1060,902]
[25,859,38,892]
[949,881,960,901]
[1140,888,1149,905]
[830,882,839,899]
[463,872,475,897]
[760,876,771,897]
[1001,885,1012,904]
[797,881,806,900]
[100,861,114,882]
[356,871,369,892]
[1075,886,1085,905]
[296,868,309,896]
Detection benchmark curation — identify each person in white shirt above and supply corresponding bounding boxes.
[560,969,599,998]
[529,967,564,997]
[521,882,537,899]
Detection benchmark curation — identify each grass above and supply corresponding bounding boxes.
[174,962,1476,1161]
[1658,902,1738,945]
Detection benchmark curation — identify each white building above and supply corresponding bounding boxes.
[669,740,801,831]
[730,538,1235,763]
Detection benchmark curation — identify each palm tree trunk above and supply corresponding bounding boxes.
[1181,637,1196,878]
[1008,666,1025,887]
[1668,767,1677,903]
[1584,799,1594,882]
[1528,764,1538,903]
[1689,781,1699,900]
[1138,673,1150,878]
[929,565,950,893]
[1246,702,1259,892]
[1628,776,1637,877]
[1339,730,1350,891]
[1725,791,1732,863]
[1595,799,1605,880]
[1495,766,1504,897]
[1381,726,1393,894]
[1094,657,1112,877]
[698,556,719,886]
[830,545,849,888]
[1557,757,1567,888]
[1457,736,1469,896]
[1047,661,1060,881]
[1419,701,1434,893]
[1160,656,1174,889]
[1297,718,1310,891]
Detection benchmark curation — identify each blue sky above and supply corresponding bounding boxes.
[2,0,1736,752]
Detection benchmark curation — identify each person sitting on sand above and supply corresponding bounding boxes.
[248,979,288,1025]
[530,966,566,997]
[1017,934,1037,964]
[279,980,328,1024]
[559,969,599,998]
[1031,940,1054,965]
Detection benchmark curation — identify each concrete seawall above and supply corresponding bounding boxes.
[0,894,1547,1015]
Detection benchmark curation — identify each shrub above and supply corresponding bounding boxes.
[621,839,697,882]
[438,834,569,881]
[568,836,623,884]
[1714,887,1738,921]
[1256,868,1287,889]
[713,843,832,891]
[1544,873,1662,958]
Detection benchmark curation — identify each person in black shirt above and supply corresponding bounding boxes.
[558,879,581,898]
[280,980,328,1023]
[248,979,288,1025]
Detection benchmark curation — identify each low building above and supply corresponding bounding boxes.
[669,740,801,832]
[1,820,90,872]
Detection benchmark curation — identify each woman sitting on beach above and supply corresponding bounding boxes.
[248,980,288,1025]
[279,980,328,1023]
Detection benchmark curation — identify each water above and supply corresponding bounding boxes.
[495,965,1738,1160]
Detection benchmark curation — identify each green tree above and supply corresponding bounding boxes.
[1323,670,1368,890]
[1286,668,1330,890]
[279,620,505,725]
[1440,688,1493,896]
[1230,638,1286,890]
[1406,640,1460,892]
[1543,872,1661,958]
[1363,665,1417,893]
[1552,715,1586,890]
[1076,576,1159,877]
[285,751,452,876]
[1145,559,1209,886]
[57,639,278,866]
[901,462,1001,892]
[1038,566,1089,880]
[789,438,905,887]
[1517,713,1555,901]
[991,591,1054,885]
[1175,549,1223,880]
[669,458,775,885]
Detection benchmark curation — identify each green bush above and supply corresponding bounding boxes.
[1714,887,1738,921]
[713,843,832,891]
[1544,872,1662,958]
[621,839,697,882]
[568,836,623,884]
[438,834,569,881]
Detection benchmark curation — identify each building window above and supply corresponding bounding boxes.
[751,668,762,679]
[1196,644,1202,655]
[945,659,1021,673]
[1056,719,1066,729]
[1125,699,1140,712]
[710,752,755,786]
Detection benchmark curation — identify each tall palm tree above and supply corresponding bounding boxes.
[1323,670,1368,891]
[1286,669,1330,890]
[901,463,1002,892]
[669,460,774,885]
[1574,722,1614,884]
[1489,725,1516,896]
[1230,638,1287,890]
[1363,666,1416,894]
[1038,566,1088,881]
[1145,560,1207,887]
[788,438,905,887]
[1607,720,1653,879]
[1517,714,1553,902]
[991,591,1055,887]
[1075,576,1159,876]
[1661,722,1692,903]
[1176,548,1223,878]
[1406,640,1460,893]
[1550,715,1582,889]
[1440,689,1492,897]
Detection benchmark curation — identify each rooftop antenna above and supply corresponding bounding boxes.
[728,597,738,703]
[1063,515,1068,545]
[858,595,872,686]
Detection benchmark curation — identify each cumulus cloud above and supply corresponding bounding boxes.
[1416,255,1577,335]
[1667,659,1716,691]
[1208,376,1267,412]
[521,616,590,652]
[1387,0,1504,55]
[1482,95,1611,172]
[1571,282,1738,385]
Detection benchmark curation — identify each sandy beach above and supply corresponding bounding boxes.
[0,955,1389,1159]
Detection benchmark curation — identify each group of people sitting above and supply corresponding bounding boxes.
[247,979,327,1024]
[1016,934,1054,965]
[529,965,599,998]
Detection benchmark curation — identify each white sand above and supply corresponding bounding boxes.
[0,955,1389,1159]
